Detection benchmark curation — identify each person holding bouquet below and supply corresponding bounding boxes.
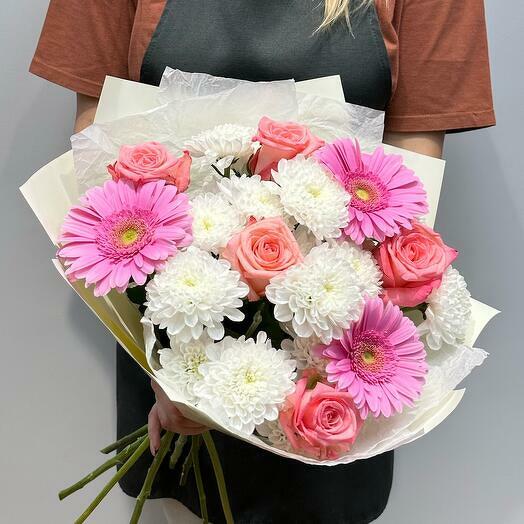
[30,1,495,522]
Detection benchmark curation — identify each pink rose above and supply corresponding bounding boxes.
[248,117,325,180]
[279,377,362,460]
[108,142,191,191]
[374,221,458,307]
[221,217,303,301]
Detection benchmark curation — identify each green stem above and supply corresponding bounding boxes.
[59,436,146,501]
[401,303,428,320]
[100,425,148,454]
[130,432,175,524]
[169,434,188,469]
[179,449,194,486]
[202,432,234,524]
[402,305,425,313]
[74,436,150,524]
[245,302,265,339]
[191,436,209,524]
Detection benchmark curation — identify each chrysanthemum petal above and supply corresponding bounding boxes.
[145,247,249,344]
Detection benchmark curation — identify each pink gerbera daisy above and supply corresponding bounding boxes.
[315,139,428,244]
[58,179,192,297]
[320,297,427,418]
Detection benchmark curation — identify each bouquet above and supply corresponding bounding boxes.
[21,69,497,523]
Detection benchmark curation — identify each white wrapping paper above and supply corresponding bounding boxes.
[73,71,385,193]
[20,71,498,465]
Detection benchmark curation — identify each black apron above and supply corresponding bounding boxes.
[118,2,393,523]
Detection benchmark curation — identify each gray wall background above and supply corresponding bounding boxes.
[1,1,522,522]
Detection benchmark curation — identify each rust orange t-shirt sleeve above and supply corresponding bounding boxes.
[30,0,136,98]
[385,0,496,133]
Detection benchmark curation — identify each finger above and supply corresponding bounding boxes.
[174,424,209,436]
[151,379,170,402]
[178,422,209,432]
[151,383,209,434]
[166,406,207,430]
[150,378,161,396]
[156,407,208,435]
[148,405,162,456]
[157,407,205,431]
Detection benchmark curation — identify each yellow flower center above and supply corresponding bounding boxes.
[186,354,207,375]
[307,185,322,198]
[362,350,376,365]
[120,228,139,246]
[244,370,257,383]
[355,187,371,201]
[183,276,197,287]
[201,217,214,231]
[323,281,335,292]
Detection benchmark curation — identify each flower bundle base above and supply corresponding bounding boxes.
[21,71,499,524]
[59,428,233,524]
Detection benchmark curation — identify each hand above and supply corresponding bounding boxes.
[148,379,208,455]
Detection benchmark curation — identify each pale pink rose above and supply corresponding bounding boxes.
[374,221,458,307]
[279,377,362,460]
[248,117,325,180]
[221,217,303,301]
[108,142,191,191]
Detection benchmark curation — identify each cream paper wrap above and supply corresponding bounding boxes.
[20,71,498,465]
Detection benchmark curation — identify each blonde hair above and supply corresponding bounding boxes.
[319,0,375,30]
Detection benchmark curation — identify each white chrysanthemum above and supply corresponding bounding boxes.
[218,174,288,222]
[329,240,382,297]
[194,332,296,434]
[281,335,327,373]
[272,156,350,240]
[185,124,255,162]
[418,266,472,350]
[266,243,364,343]
[256,419,292,452]
[293,225,321,256]
[156,333,213,403]
[190,193,243,253]
[186,156,223,196]
[145,247,249,343]
[187,156,247,196]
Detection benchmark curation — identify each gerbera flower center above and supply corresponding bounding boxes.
[351,330,398,383]
[96,209,154,261]
[346,172,389,212]
[362,348,376,365]
[120,227,140,246]
[355,188,371,201]
[113,219,147,248]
